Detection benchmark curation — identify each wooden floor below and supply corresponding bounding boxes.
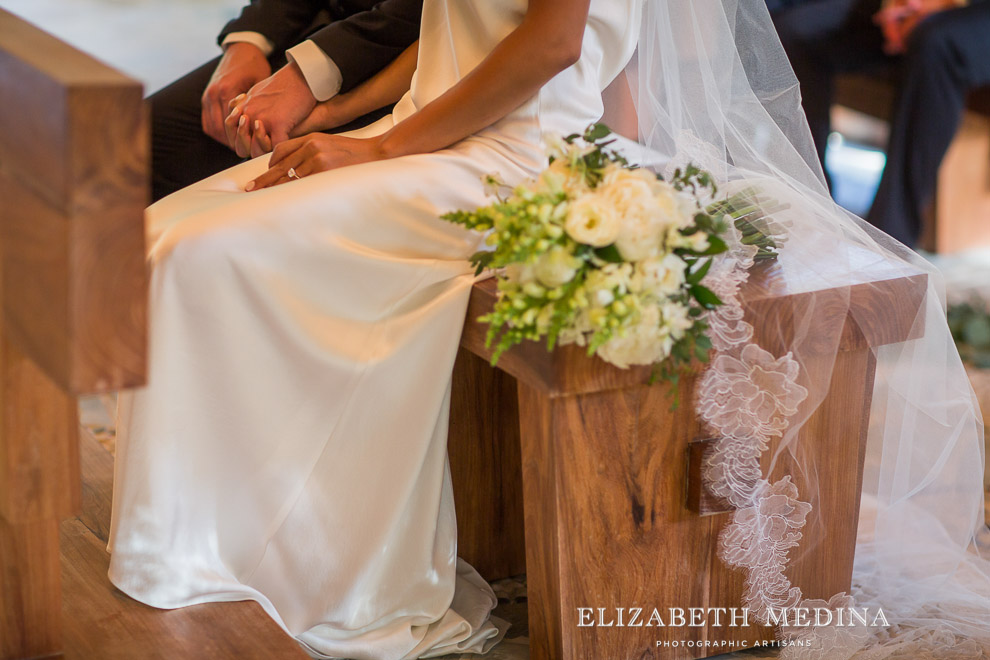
[59,432,309,659]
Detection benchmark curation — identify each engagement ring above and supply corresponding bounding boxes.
[287,167,301,180]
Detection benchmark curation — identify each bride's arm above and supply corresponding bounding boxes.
[236,41,419,157]
[292,40,419,136]
[248,0,591,190]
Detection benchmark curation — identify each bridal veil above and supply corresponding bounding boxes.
[616,0,990,656]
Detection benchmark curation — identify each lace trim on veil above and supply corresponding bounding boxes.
[696,203,990,660]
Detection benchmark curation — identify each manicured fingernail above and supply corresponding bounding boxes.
[245,181,255,191]
[239,115,246,127]
[254,120,261,131]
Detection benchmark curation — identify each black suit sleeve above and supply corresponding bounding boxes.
[306,0,422,94]
[219,0,327,54]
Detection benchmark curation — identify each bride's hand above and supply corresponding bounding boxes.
[232,114,274,159]
[225,95,274,158]
[289,97,353,138]
[245,134,387,191]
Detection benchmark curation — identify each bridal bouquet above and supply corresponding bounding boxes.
[443,125,748,386]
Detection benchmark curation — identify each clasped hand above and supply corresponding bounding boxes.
[244,133,388,191]
[223,61,316,158]
[874,0,961,54]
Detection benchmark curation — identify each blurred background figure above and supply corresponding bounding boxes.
[768,0,990,248]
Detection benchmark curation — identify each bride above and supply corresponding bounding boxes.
[109,0,990,659]
[110,0,639,658]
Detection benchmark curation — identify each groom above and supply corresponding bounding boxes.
[151,0,422,201]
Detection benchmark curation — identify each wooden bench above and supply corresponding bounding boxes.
[835,73,990,253]
[0,10,309,659]
[449,252,927,659]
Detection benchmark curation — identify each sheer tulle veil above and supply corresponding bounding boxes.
[607,0,990,656]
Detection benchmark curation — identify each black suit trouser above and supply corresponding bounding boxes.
[149,51,391,202]
[868,3,990,246]
[150,57,247,202]
[770,0,887,175]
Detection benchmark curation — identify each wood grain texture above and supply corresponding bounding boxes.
[463,250,925,397]
[686,438,736,516]
[59,434,311,660]
[448,349,526,581]
[0,11,148,657]
[0,8,148,395]
[0,518,62,659]
[0,329,81,526]
[548,380,715,659]
[455,253,926,659]
[516,383,565,660]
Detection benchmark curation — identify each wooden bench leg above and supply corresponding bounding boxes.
[514,347,876,660]
[0,336,80,659]
[0,519,62,658]
[516,380,714,660]
[448,349,527,582]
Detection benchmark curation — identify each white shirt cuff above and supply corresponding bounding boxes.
[286,40,343,102]
[222,32,275,57]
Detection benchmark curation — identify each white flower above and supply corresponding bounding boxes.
[614,215,663,261]
[564,192,621,247]
[595,289,615,307]
[534,246,581,288]
[596,305,672,369]
[483,173,507,198]
[600,168,665,261]
[634,254,687,297]
[586,263,634,297]
[661,300,694,340]
[673,230,710,253]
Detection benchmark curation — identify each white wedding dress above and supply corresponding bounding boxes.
[107,1,641,658]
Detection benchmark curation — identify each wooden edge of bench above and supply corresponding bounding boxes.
[460,269,928,397]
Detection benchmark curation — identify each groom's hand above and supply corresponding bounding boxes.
[201,42,271,146]
[225,62,317,155]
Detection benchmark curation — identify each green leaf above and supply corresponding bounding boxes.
[593,244,624,263]
[697,235,729,256]
[690,284,723,309]
[469,251,495,276]
[687,258,713,285]
[585,123,612,142]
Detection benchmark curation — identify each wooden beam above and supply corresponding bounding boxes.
[0,10,148,657]
[0,8,147,395]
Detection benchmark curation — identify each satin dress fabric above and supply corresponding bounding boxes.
[107,1,641,658]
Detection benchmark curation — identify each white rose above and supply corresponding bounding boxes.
[596,306,672,368]
[601,168,660,213]
[600,169,669,261]
[534,246,581,288]
[564,192,622,247]
[614,213,663,262]
[654,184,696,231]
[635,253,687,297]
